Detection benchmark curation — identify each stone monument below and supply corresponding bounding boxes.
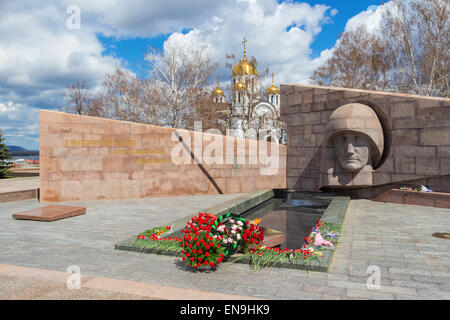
[319,103,384,189]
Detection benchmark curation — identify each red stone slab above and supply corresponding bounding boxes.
[261,234,285,248]
[12,205,86,222]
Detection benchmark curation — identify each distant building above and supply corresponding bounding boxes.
[212,38,285,142]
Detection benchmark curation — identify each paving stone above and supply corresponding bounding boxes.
[232,284,279,298]
[347,288,395,300]
[302,284,347,296]
[1,197,450,300]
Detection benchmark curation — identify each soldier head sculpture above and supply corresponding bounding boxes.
[319,103,384,189]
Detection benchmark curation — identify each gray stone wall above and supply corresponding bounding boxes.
[281,84,450,197]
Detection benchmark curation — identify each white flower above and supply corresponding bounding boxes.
[217,225,225,232]
[236,233,241,240]
[230,219,235,223]
[223,239,228,244]
[237,220,243,226]
[228,237,233,243]
[231,229,236,234]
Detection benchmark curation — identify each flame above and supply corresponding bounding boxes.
[252,217,262,225]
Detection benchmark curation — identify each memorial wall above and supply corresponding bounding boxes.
[39,110,286,202]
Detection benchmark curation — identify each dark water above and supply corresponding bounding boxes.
[241,192,333,249]
[165,192,334,249]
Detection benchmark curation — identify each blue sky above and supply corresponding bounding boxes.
[98,0,381,76]
[0,0,385,150]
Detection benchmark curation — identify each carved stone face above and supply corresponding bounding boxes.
[333,132,371,172]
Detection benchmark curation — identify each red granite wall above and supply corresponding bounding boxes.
[39,110,286,202]
[281,84,450,197]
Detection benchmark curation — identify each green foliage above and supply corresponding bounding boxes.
[248,248,322,272]
[130,238,183,255]
[138,226,170,237]
[0,129,13,179]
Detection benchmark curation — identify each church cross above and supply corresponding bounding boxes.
[242,37,247,57]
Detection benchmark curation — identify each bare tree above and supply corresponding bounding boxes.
[63,80,91,115]
[145,42,219,128]
[311,25,391,91]
[382,0,449,96]
[312,0,449,97]
[99,69,159,124]
[184,88,229,132]
[64,43,220,129]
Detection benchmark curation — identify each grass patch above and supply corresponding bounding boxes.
[129,238,183,256]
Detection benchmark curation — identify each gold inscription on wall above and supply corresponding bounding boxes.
[64,140,172,164]
[65,140,137,147]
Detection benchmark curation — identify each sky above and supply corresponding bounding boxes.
[0,0,387,150]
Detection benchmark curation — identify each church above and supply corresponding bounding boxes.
[211,38,285,143]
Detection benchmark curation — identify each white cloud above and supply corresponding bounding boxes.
[0,0,342,148]
[0,1,125,148]
[69,0,228,38]
[163,0,335,88]
[343,2,396,35]
[0,102,40,150]
[0,1,123,109]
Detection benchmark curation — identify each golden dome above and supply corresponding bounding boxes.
[266,84,280,94]
[232,37,258,76]
[212,76,225,96]
[213,87,225,96]
[233,80,247,91]
[266,72,279,94]
[232,55,258,76]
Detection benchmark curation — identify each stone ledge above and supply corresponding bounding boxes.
[0,189,39,203]
[373,189,450,209]
[321,196,350,224]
